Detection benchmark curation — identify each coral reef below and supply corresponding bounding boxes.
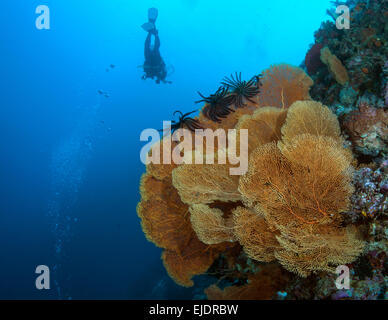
[138,0,388,300]
[344,99,388,156]
[308,0,387,108]
[320,46,349,85]
[138,68,365,292]
[344,160,388,222]
[137,144,235,287]
[205,264,290,300]
[257,64,313,108]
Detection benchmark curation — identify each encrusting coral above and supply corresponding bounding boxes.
[137,62,367,291]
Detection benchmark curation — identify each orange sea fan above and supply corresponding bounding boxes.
[320,47,349,86]
[240,134,354,229]
[190,204,235,245]
[145,137,178,181]
[275,225,365,277]
[234,107,287,155]
[236,136,362,277]
[281,100,342,144]
[138,173,234,287]
[172,158,241,205]
[138,72,364,287]
[278,134,354,224]
[162,236,231,287]
[137,173,192,252]
[238,142,291,212]
[233,207,280,262]
[257,64,313,108]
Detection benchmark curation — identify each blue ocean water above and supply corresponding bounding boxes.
[0,0,332,299]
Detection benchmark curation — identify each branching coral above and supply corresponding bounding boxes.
[258,64,313,108]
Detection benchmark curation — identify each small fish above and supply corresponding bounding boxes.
[98,90,110,98]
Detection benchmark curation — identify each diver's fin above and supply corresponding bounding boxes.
[141,22,155,32]
[148,8,158,23]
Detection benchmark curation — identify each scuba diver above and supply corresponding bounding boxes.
[141,8,172,84]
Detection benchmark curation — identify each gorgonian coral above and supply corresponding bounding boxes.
[137,140,234,287]
[137,64,364,290]
[320,47,349,86]
[257,64,313,108]
[172,101,364,278]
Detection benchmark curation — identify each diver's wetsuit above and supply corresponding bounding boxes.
[143,31,168,83]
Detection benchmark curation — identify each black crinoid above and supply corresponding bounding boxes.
[252,73,263,87]
[196,86,235,122]
[221,72,261,108]
[160,110,203,135]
